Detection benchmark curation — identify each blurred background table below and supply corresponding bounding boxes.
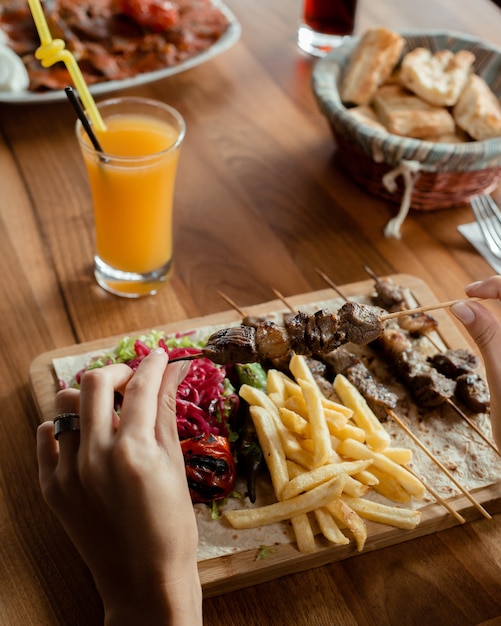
[1,0,501,624]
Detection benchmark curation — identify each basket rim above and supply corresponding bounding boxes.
[312,28,501,167]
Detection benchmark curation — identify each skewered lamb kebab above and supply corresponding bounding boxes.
[364,270,491,413]
[201,302,386,365]
[366,267,439,336]
[428,349,490,413]
[321,347,398,421]
[313,271,460,408]
[377,328,456,408]
[200,296,481,366]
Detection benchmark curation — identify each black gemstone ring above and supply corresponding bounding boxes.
[54,413,80,440]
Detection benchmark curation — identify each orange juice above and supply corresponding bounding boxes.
[77,98,185,297]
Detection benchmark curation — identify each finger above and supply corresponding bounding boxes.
[118,349,169,438]
[464,275,501,300]
[156,360,190,451]
[451,300,501,447]
[451,300,501,359]
[37,421,60,485]
[79,363,135,450]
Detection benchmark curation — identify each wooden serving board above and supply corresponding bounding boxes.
[29,274,501,598]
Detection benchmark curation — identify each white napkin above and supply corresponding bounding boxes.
[457,221,501,274]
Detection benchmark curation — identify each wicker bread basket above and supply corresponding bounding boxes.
[312,31,501,222]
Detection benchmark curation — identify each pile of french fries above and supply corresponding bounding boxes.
[223,354,423,553]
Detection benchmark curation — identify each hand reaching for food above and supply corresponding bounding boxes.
[451,275,501,448]
[37,350,203,626]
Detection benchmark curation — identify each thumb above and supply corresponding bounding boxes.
[451,300,501,449]
[450,300,501,352]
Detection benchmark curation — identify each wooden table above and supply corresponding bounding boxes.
[1,0,501,623]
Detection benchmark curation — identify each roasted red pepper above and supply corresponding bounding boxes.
[181,433,236,503]
[117,0,180,32]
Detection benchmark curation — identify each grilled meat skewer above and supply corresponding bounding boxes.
[377,328,456,408]
[427,349,490,413]
[321,348,398,421]
[203,302,385,365]
[364,271,491,413]
[173,285,484,372]
[367,270,440,335]
[427,349,480,378]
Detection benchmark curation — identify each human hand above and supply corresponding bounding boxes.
[451,275,501,449]
[37,349,202,626]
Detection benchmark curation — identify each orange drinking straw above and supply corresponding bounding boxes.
[27,0,106,132]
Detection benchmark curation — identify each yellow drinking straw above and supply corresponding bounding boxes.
[27,0,106,132]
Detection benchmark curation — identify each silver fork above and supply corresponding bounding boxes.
[470,194,501,259]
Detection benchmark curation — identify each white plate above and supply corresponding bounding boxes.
[0,1,240,105]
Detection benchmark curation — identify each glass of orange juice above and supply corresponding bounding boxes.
[76,97,186,297]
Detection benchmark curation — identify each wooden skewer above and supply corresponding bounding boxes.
[168,352,204,363]
[271,287,296,312]
[405,466,466,524]
[315,268,349,301]
[387,409,491,520]
[362,266,486,320]
[316,269,476,323]
[363,265,381,283]
[447,399,501,457]
[380,297,484,321]
[217,290,248,318]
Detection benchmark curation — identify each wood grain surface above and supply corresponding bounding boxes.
[1,0,501,624]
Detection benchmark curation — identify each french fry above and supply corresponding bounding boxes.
[353,469,380,486]
[299,438,315,455]
[342,475,371,497]
[280,460,373,501]
[324,407,352,430]
[224,474,348,529]
[268,391,286,409]
[326,414,366,442]
[283,438,316,469]
[321,396,353,418]
[240,383,279,416]
[289,356,352,418]
[279,407,310,437]
[314,508,349,545]
[289,354,321,390]
[333,374,391,451]
[342,496,421,530]
[298,378,331,467]
[266,368,287,396]
[369,466,413,503]
[268,369,304,399]
[338,438,425,499]
[383,447,414,465]
[248,405,289,496]
[291,514,316,553]
[286,460,305,479]
[284,395,309,419]
[327,497,368,551]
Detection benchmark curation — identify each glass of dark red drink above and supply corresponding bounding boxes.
[297,0,357,57]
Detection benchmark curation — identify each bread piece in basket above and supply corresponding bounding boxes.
[341,27,405,105]
[453,74,501,140]
[346,105,388,133]
[400,48,475,106]
[373,84,456,139]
